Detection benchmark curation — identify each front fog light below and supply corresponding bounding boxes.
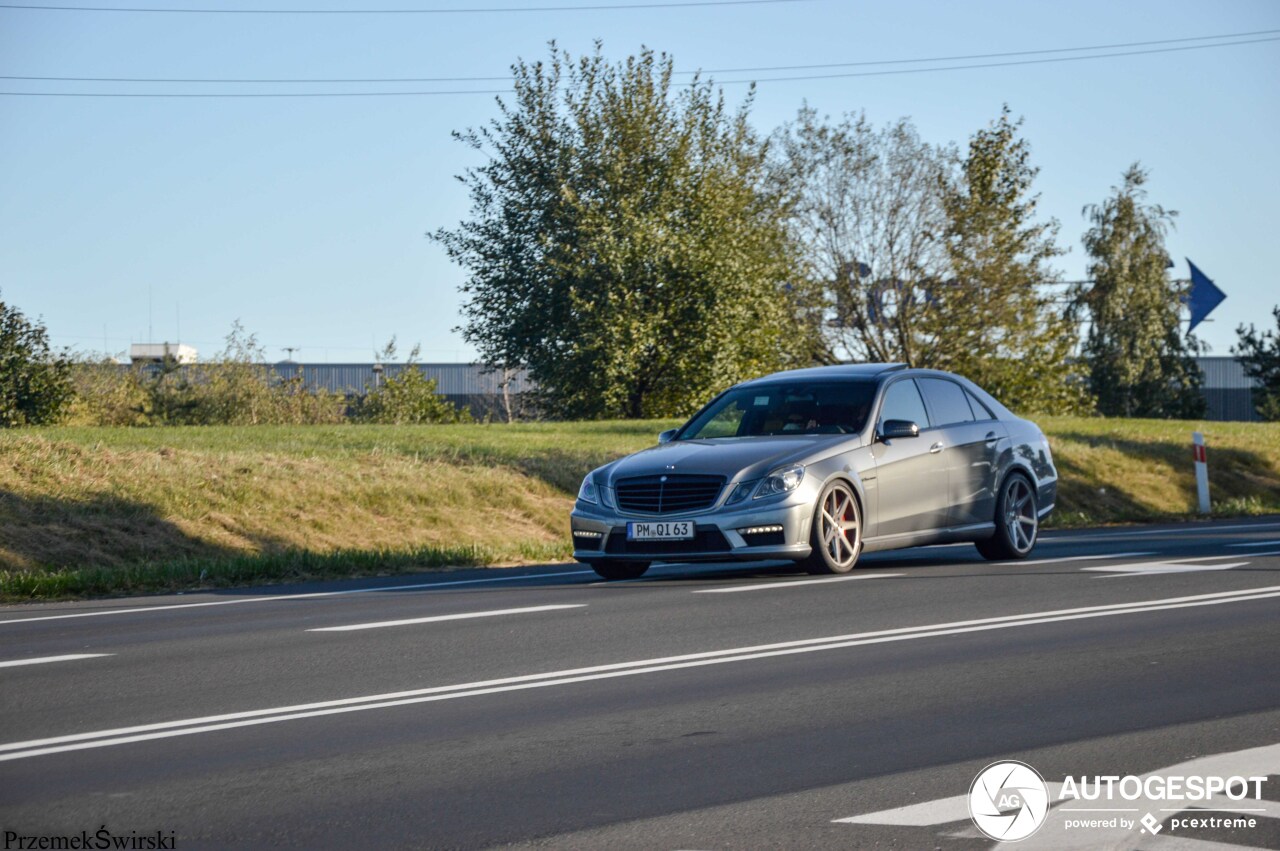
[755,464,804,498]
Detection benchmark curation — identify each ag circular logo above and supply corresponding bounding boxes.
[969,760,1050,842]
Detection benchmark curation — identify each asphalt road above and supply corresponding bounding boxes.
[2,517,1279,850]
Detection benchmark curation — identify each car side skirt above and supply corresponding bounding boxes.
[861,522,997,553]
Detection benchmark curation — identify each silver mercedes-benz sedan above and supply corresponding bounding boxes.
[570,363,1057,580]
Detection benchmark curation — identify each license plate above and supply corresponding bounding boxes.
[626,520,695,541]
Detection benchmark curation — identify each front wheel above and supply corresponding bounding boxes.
[802,480,862,575]
[589,560,650,581]
[976,473,1039,560]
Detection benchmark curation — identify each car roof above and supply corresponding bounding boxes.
[744,363,907,384]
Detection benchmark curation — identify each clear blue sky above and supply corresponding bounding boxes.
[2,0,1277,363]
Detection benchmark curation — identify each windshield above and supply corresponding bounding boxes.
[679,381,878,440]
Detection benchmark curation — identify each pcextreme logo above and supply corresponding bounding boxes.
[968,761,1050,842]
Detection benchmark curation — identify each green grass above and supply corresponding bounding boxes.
[2,417,1277,601]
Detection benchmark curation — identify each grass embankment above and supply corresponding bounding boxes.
[2,418,1278,600]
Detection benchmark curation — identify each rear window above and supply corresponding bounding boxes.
[918,378,975,426]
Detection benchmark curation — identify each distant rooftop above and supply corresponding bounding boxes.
[130,342,198,365]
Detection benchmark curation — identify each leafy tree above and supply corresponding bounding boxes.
[433,44,816,419]
[0,292,73,427]
[769,107,956,366]
[772,106,1089,414]
[1078,164,1205,418]
[1233,306,1280,420]
[933,108,1091,414]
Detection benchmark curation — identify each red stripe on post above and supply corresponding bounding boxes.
[1192,444,1207,464]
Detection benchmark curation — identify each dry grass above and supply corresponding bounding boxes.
[1,418,1277,600]
[1042,417,1280,525]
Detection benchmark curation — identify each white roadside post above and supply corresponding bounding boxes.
[1192,431,1210,514]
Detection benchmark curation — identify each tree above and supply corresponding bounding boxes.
[433,44,817,419]
[1233,306,1280,420]
[769,107,956,366]
[1078,164,1205,418]
[772,106,1089,414]
[0,292,73,427]
[934,107,1090,414]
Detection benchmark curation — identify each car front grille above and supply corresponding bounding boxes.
[615,474,725,514]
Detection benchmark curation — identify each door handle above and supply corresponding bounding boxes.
[984,431,999,444]
[929,441,944,454]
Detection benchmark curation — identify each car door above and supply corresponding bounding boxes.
[868,377,950,537]
[917,377,1006,528]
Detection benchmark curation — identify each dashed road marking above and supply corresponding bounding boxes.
[307,604,586,632]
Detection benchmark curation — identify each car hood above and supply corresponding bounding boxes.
[601,435,850,485]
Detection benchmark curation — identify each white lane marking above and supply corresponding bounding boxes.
[1136,837,1270,851]
[0,570,596,626]
[694,574,902,593]
[1228,540,1280,548]
[307,604,585,632]
[2,585,1277,762]
[1082,554,1258,578]
[1087,562,1248,578]
[990,552,1156,567]
[834,784,1065,825]
[1041,522,1280,542]
[0,654,112,669]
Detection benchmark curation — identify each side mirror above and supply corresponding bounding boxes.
[658,428,678,444]
[880,419,920,441]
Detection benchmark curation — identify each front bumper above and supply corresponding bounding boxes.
[570,497,813,564]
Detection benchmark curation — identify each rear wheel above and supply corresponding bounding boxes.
[976,473,1038,560]
[802,480,862,575]
[589,560,651,581]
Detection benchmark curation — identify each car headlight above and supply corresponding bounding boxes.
[577,474,599,504]
[755,464,804,498]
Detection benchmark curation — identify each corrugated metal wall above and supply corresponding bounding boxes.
[272,363,533,396]
[1194,356,1261,422]
[127,360,1267,422]
[271,363,534,419]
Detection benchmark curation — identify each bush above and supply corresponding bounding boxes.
[0,293,74,427]
[64,359,150,426]
[354,342,472,425]
[66,323,346,427]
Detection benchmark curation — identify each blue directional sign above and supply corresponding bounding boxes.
[1185,259,1226,332]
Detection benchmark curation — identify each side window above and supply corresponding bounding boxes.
[919,378,976,426]
[966,389,996,421]
[879,379,931,429]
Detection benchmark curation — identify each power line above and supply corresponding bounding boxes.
[715,36,1280,85]
[4,36,1277,97]
[0,0,807,12]
[6,28,1277,83]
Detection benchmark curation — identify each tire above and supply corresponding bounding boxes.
[589,560,651,581]
[802,479,863,575]
[975,473,1039,561]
